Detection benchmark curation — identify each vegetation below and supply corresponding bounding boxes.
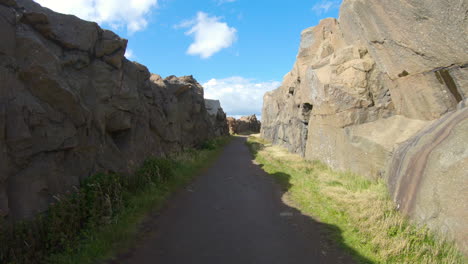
[246,136,465,264]
[0,136,231,264]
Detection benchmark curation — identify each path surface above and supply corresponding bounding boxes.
[115,137,355,264]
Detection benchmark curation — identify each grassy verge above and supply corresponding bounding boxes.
[246,136,465,264]
[1,136,231,264]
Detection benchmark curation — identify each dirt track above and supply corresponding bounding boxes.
[115,136,355,264]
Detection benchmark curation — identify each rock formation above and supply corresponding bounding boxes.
[227,115,261,135]
[388,107,468,249]
[226,117,237,134]
[0,0,228,220]
[205,99,229,137]
[261,0,467,253]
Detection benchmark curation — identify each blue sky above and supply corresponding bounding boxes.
[34,0,342,118]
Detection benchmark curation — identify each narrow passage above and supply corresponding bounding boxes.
[116,137,355,264]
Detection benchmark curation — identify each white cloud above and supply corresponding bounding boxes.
[203,77,280,117]
[125,49,135,59]
[34,0,158,33]
[312,0,341,15]
[178,12,237,59]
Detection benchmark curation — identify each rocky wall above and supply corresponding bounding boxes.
[261,0,467,253]
[388,106,468,253]
[205,99,229,137]
[0,0,228,220]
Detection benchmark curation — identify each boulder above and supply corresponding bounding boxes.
[227,115,261,135]
[0,0,228,220]
[237,115,261,134]
[205,99,229,137]
[226,117,237,134]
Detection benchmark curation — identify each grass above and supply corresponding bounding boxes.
[0,136,231,264]
[246,136,465,264]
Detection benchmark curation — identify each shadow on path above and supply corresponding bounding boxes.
[111,136,373,264]
[247,137,373,263]
[268,174,373,263]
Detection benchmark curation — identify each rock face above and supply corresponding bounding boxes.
[205,99,229,137]
[261,0,467,253]
[388,106,468,253]
[0,0,228,219]
[226,117,237,134]
[227,115,261,135]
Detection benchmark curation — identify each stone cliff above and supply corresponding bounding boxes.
[261,0,467,254]
[0,0,228,219]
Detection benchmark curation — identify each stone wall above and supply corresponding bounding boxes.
[0,0,228,220]
[261,0,467,253]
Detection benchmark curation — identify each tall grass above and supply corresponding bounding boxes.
[0,136,231,264]
[246,136,465,264]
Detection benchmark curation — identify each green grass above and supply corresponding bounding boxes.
[1,136,231,264]
[246,136,465,264]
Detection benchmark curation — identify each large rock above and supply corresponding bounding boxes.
[306,115,429,178]
[388,106,468,253]
[0,0,228,219]
[261,0,467,253]
[340,0,468,80]
[227,115,261,135]
[262,17,395,158]
[226,117,237,134]
[205,99,229,137]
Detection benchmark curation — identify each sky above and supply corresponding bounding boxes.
[34,0,342,118]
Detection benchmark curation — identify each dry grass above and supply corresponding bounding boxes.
[247,136,465,264]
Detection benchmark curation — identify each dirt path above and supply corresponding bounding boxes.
[114,137,355,264]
